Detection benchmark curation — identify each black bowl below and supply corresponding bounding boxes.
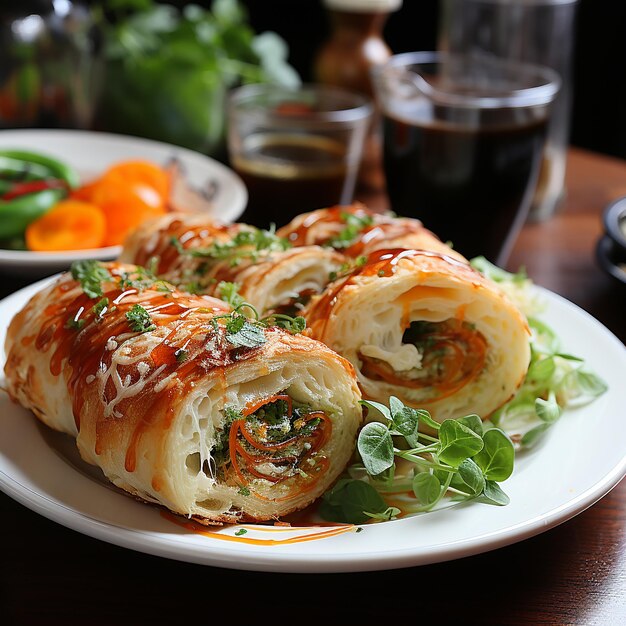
[596,235,626,286]
[603,197,626,255]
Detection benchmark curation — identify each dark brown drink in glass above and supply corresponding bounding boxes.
[233,133,348,228]
[383,115,547,262]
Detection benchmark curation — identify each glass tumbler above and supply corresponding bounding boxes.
[227,84,373,228]
[372,51,560,264]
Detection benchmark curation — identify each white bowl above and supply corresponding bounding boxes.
[0,129,248,277]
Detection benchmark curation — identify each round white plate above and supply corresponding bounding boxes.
[0,129,247,276]
[0,279,624,573]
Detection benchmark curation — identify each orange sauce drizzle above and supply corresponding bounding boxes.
[281,205,427,256]
[133,219,231,273]
[29,264,273,476]
[160,511,355,545]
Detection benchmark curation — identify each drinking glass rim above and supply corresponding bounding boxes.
[375,51,561,108]
[228,83,374,125]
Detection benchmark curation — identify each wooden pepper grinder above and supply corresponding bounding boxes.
[314,0,402,193]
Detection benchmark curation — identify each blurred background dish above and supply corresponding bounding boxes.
[0,129,247,277]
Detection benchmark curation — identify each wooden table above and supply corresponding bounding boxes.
[0,148,624,625]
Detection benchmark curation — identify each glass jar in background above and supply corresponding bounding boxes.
[0,0,101,130]
[228,84,373,228]
[438,0,579,221]
[314,0,402,97]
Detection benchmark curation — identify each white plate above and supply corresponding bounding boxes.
[0,279,625,573]
[0,129,247,276]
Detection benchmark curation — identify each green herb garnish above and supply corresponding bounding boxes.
[320,396,514,524]
[225,316,266,349]
[470,256,528,284]
[177,226,290,266]
[491,316,608,448]
[327,212,374,249]
[64,316,85,331]
[125,304,156,333]
[261,313,306,334]
[234,528,247,536]
[70,260,112,299]
[92,297,110,320]
[329,255,367,282]
[175,348,188,363]
[217,281,245,308]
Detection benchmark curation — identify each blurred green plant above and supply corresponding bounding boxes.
[99,0,300,154]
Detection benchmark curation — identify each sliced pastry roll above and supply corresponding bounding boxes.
[304,249,530,422]
[277,204,466,261]
[120,212,346,314]
[4,263,362,523]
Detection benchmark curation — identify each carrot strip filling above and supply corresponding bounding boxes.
[221,395,332,501]
[360,319,487,402]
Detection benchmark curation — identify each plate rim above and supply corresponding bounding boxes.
[0,277,625,573]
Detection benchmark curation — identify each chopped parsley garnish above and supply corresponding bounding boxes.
[217,281,245,308]
[125,304,156,333]
[119,265,160,293]
[173,225,290,266]
[234,528,247,536]
[237,486,251,497]
[70,260,112,299]
[329,255,368,281]
[327,212,374,249]
[92,297,109,320]
[175,348,188,363]
[64,316,85,331]
[210,309,268,350]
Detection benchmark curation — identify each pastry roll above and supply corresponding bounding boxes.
[4,263,362,523]
[277,204,466,261]
[304,249,530,422]
[120,212,346,314]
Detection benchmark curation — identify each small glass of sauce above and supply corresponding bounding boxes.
[227,84,373,228]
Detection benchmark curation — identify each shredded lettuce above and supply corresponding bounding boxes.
[471,259,608,448]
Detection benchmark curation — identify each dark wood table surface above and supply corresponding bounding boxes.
[0,147,624,625]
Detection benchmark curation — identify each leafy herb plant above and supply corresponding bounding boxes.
[101,0,300,153]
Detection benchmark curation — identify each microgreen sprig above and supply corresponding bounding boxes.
[320,397,514,524]
[210,298,307,350]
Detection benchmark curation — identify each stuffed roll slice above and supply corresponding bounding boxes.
[121,212,347,315]
[4,262,362,523]
[304,249,530,422]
